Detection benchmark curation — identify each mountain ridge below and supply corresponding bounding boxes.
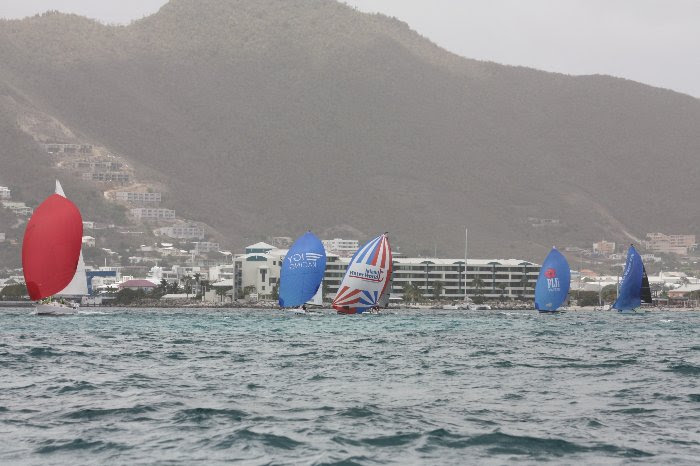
[0,0,698,259]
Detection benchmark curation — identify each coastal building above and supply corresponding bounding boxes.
[0,186,10,200]
[155,224,204,239]
[228,240,541,301]
[1,201,32,216]
[322,238,359,256]
[118,279,158,291]
[645,233,696,256]
[82,236,96,247]
[0,232,5,242]
[131,208,176,220]
[233,243,283,298]
[115,191,162,204]
[320,257,540,300]
[593,240,616,256]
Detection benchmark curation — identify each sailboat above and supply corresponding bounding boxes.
[22,181,88,316]
[278,231,327,314]
[534,247,571,313]
[612,244,652,314]
[333,233,392,315]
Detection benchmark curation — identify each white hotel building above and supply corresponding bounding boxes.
[226,242,540,301]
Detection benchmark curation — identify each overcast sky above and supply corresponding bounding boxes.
[1,0,698,97]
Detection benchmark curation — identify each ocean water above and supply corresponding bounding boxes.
[1,308,699,465]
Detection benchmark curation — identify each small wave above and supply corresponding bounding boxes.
[422,431,652,457]
[215,428,302,450]
[317,455,371,466]
[339,406,376,418]
[57,381,97,394]
[469,350,498,357]
[28,347,60,358]
[688,394,700,402]
[173,407,247,424]
[35,438,129,454]
[64,405,156,420]
[666,363,700,375]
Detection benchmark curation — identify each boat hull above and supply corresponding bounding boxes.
[34,302,78,316]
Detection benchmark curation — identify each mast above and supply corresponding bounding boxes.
[464,227,468,301]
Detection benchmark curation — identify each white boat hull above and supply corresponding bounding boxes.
[34,302,79,316]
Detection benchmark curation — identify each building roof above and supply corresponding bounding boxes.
[246,241,275,250]
[393,258,540,267]
[161,294,193,299]
[119,279,158,288]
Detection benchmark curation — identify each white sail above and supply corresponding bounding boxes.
[55,179,66,197]
[56,251,88,296]
[306,281,323,306]
[54,179,88,297]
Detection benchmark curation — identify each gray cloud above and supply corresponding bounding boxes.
[1,0,697,97]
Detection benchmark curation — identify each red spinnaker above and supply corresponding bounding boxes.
[22,194,83,300]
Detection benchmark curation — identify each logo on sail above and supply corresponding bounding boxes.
[286,252,320,269]
[349,266,384,282]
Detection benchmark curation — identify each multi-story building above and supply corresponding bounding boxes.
[71,159,122,171]
[1,201,32,216]
[593,240,616,256]
[131,208,176,220]
[0,232,5,242]
[322,257,540,300]
[645,233,697,256]
[115,191,162,204]
[44,143,93,155]
[228,240,541,302]
[0,186,10,200]
[322,238,360,256]
[193,242,220,255]
[82,172,130,183]
[155,224,205,239]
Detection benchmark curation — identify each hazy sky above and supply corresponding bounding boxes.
[1,0,697,97]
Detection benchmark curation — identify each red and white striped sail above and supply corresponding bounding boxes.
[332,233,392,314]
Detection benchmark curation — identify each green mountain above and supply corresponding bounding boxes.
[1,0,698,259]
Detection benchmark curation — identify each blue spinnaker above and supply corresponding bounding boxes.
[534,247,570,312]
[612,245,644,311]
[278,232,327,307]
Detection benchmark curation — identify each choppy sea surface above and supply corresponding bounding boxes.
[1,308,699,465]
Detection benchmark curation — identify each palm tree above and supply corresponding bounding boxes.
[402,282,422,303]
[472,276,485,295]
[432,281,444,300]
[498,284,507,299]
[519,262,532,298]
[487,261,501,295]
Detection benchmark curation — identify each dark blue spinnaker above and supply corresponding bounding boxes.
[612,245,645,311]
[534,247,570,312]
[278,232,327,308]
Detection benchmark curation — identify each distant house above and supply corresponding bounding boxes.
[0,232,5,243]
[82,236,96,247]
[1,201,32,216]
[115,191,162,204]
[131,208,175,220]
[668,284,700,299]
[118,279,158,291]
[0,186,10,200]
[155,224,205,240]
